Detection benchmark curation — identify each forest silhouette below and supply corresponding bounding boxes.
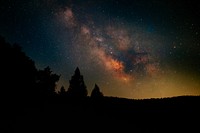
[1,35,200,132]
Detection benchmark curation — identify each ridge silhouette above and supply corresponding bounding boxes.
[0,35,199,132]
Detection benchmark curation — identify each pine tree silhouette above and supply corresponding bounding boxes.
[57,86,67,103]
[58,86,67,96]
[91,84,103,98]
[67,67,88,98]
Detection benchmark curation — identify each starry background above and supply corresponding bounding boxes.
[0,0,200,99]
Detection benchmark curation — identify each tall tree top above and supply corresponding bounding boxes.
[67,67,87,98]
[75,67,80,76]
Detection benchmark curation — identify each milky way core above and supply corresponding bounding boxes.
[1,0,200,99]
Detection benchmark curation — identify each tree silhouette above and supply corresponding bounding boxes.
[58,86,67,97]
[67,67,88,98]
[0,36,38,107]
[58,86,67,96]
[57,86,67,103]
[37,66,60,98]
[0,35,63,108]
[91,84,103,98]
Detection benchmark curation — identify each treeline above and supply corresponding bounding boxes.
[0,35,103,108]
[1,35,200,132]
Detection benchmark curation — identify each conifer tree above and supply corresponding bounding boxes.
[67,67,87,98]
[91,84,103,98]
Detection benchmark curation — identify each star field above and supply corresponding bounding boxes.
[0,0,200,99]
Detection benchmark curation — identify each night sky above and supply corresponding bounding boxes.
[1,0,200,99]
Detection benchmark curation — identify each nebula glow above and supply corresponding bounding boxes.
[59,7,160,81]
[1,0,200,99]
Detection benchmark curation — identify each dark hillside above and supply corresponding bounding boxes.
[1,36,199,132]
[6,96,200,132]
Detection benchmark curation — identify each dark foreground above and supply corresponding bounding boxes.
[2,96,200,132]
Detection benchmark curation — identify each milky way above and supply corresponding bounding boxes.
[1,0,200,99]
[59,7,161,82]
